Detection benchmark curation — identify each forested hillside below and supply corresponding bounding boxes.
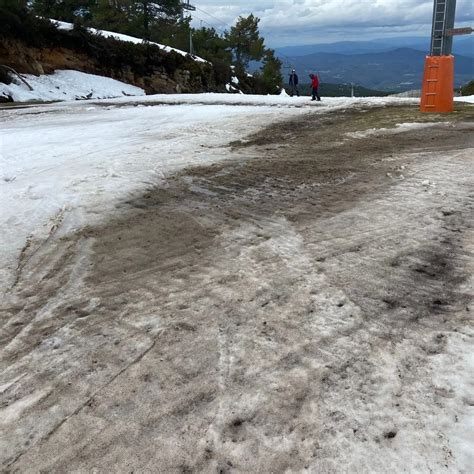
[0,1,283,94]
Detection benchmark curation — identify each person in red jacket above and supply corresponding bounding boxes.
[309,73,321,101]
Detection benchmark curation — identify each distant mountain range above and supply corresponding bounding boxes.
[272,36,473,92]
[275,36,474,58]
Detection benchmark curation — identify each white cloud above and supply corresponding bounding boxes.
[190,0,474,45]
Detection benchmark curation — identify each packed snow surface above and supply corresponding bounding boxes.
[0,70,145,102]
[0,93,472,471]
[0,94,417,290]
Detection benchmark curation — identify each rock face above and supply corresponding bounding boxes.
[0,39,46,75]
[0,38,216,94]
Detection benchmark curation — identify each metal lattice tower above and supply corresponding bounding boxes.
[181,1,196,13]
[421,0,473,112]
[180,1,196,54]
[430,0,457,55]
[180,1,196,21]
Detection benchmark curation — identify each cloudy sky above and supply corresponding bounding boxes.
[189,0,474,46]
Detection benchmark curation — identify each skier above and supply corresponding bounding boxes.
[289,69,299,97]
[309,73,321,101]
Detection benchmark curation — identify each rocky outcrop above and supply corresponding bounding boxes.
[0,38,216,94]
[0,39,46,75]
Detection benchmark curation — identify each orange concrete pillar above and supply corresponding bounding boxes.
[420,55,455,113]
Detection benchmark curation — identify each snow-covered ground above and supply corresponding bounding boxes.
[0,70,145,102]
[0,93,304,292]
[0,94,425,293]
[0,94,472,471]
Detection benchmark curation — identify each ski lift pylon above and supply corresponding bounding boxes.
[181,1,196,11]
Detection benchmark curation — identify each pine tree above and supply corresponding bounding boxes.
[260,49,283,93]
[225,14,264,68]
[30,0,93,22]
[132,0,182,40]
[152,15,191,51]
[0,0,28,9]
[89,1,183,41]
[192,27,231,63]
[89,0,131,34]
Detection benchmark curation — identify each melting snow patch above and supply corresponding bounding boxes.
[0,70,145,103]
[225,83,242,94]
[346,122,451,139]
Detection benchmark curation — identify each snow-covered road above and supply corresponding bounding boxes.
[0,95,307,293]
[1,94,473,472]
[0,94,418,294]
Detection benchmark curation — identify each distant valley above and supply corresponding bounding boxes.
[274,36,474,92]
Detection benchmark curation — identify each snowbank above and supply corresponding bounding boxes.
[0,70,145,102]
[0,70,421,105]
[52,20,207,63]
[92,92,418,109]
[454,95,474,104]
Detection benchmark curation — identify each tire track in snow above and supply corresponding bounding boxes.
[2,104,473,472]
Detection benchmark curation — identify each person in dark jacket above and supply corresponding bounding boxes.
[289,69,299,97]
[309,73,321,101]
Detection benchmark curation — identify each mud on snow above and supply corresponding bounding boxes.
[1,104,473,472]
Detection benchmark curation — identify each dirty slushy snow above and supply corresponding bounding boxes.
[0,95,472,472]
[0,94,415,292]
